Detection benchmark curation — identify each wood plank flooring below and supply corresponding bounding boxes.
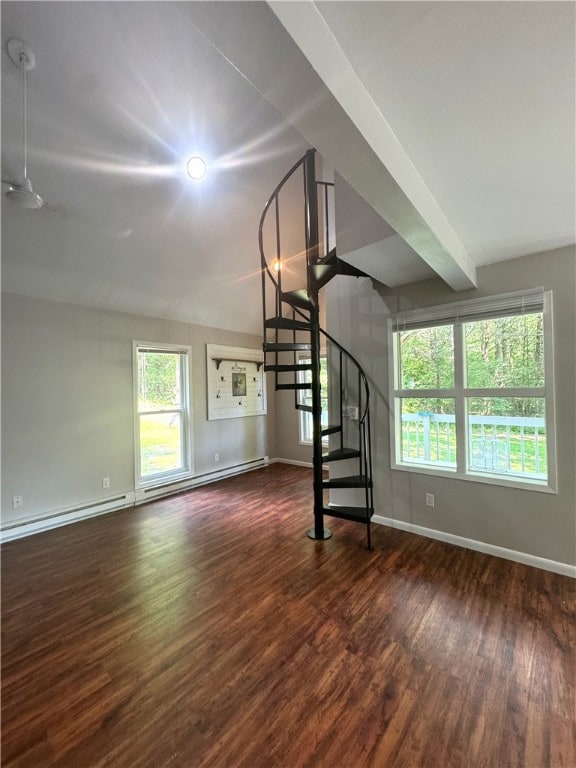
[1,463,574,767]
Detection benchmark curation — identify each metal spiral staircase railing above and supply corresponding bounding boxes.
[259,149,374,549]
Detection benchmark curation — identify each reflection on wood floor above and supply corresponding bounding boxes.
[2,463,574,767]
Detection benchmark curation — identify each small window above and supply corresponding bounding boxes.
[134,342,192,486]
[390,290,556,491]
[298,354,329,445]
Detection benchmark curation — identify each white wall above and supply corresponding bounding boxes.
[326,246,576,567]
[1,293,276,527]
[274,390,312,465]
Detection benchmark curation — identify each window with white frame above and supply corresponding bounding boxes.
[134,342,192,486]
[298,353,329,445]
[389,290,556,491]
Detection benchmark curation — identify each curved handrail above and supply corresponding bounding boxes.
[259,151,370,425]
[260,150,373,540]
[320,327,371,424]
[258,152,308,288]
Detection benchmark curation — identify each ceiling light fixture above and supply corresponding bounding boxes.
[272,258,282,272]
[4,38,43,209]
[186,155,206,180]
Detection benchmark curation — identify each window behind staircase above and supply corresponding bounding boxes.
[298,354,329,445]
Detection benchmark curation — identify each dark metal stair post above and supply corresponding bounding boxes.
[259,149,373,549]
[304,150,331,542]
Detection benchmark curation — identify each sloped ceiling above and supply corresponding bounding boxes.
[1,2,310,334]
[269,0,575,281]
[2,2,574,335]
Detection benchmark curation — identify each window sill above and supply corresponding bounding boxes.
[136,468,193,490]
[391,461,557,494]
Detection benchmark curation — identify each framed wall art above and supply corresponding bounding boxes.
[206,344,266,420]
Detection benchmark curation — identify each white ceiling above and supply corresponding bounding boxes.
[312,0,576,265]
[2,2,574,335]
[1,2,310,334]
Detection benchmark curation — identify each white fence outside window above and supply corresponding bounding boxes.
[401,412,546,479]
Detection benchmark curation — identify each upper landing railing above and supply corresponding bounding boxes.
[258,150,335,331]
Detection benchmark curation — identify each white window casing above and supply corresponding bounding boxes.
[133,341,194,489]
[297,352,328,446]
[388,289,557,493]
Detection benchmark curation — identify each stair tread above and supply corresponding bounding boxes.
[281,289,315,310]
[332,257,369,279]
[264,342,312,352]
[265,317,311,331]
[296,404,313,413]
[316,248,369,279]
[317,247,338,266]
[264,363,313,373]
[322,474,372,488]
[323,504,374,522]
[322,447,361,462]
[321,424,342,436]
[276,383,311,391]
[311,263,337,289]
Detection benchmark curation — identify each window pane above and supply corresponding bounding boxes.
[139,413,183,476]
[398,398,456,468]
[465,313,544,388]
[138,352,182,411]
[467,397,546,480]
[301,412,313,443]
[298,357,328,442]
[399,326,454,389]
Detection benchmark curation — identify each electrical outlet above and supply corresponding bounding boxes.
[344,406,359,421]
[102,477,111,489]
[12,495,23,509]
[425,493,435,508]
[214,453,220,463]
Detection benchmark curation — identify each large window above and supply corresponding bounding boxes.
[134,342,192,486]
[390,290,556,491]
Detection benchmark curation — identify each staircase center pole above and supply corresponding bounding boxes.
[304,150,331,541]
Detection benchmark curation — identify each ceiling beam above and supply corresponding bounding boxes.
[186,0,477,290]
[268,1,477,290]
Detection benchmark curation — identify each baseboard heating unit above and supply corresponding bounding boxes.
[1,492,136,543]
[135,457,268,504]
[2,458,269,543]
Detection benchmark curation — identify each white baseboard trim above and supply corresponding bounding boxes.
[1,458,269,543]
[1,492,136,543]
[373,514,576,578]
[271,458,314,469]
[135,457,268,504]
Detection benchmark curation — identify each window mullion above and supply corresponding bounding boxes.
[390,294,554,491]
[395,387,456,398]
[463,387,545,398]
[454,322,466,473]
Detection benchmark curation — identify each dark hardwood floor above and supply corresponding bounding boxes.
[1,463,574,767]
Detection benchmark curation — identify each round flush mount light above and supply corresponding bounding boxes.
[186,156,206,180]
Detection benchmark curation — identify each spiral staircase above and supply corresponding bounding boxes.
[259,149,374,549]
